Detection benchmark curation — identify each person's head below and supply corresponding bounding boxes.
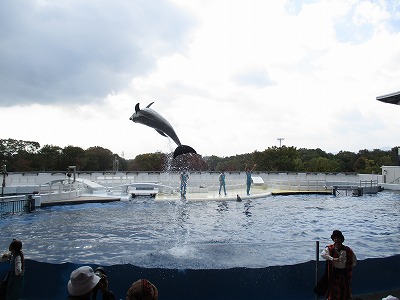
[68,266,100,297]
[94,266,106,277]
[94,266,109,291]
[126,279,158,300]
[9,239,22,254]
[331,230,345,244]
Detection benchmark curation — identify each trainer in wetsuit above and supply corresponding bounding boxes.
[245,164,256,195]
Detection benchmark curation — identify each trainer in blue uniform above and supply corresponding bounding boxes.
[219,171,227,196]
[245,164,257,195]
[180,171,189,199]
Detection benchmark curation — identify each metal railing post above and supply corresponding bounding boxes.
[315,240,319,300]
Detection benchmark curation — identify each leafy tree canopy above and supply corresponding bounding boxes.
[0,138,398,173]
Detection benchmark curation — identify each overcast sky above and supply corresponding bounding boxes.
[1,0,399,159]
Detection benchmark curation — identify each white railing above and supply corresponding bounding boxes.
[0,195,34,214]
[268,179,328,191]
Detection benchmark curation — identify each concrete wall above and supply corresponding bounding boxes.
[3,171,383,191]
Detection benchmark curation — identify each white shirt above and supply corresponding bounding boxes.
[14,255,23,275]
[321,246,357,269]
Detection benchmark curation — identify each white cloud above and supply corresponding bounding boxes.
[1,0,400,159]
[0,0,194,106]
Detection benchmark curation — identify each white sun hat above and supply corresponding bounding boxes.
[67,266,100,296]
[382,296,399,300]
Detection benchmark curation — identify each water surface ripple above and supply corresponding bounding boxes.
[1,191,399,268]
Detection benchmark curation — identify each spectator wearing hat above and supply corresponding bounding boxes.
[0,239,25,300]
[67,266,114,300]
[321,230,357,300]
[126,279,158,300]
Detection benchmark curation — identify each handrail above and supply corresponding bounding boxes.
[315,241,319,300]
[0,195,35,214]
[359,180,379,187]
[390,176,400,184]
[268,179,329,191]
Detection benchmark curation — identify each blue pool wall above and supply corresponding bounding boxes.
[0,255,399,299]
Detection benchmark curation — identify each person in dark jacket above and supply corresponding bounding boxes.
[0,239,25,300]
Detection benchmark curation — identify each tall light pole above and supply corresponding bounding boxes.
[277,138,285,147]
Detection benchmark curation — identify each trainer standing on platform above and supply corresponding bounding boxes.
[219,171,227,196]
[180,171,189,199]
[245,164,256,196]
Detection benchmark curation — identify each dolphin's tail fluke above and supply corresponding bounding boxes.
[173,145,197,159]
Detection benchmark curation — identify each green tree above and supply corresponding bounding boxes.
[1,137,399,173]
[297,148,329,162]
[13,157,35,172]
[82,147,114,171]
[0,138,40,171]
[354,149,392,174]
[378,155,392,168]
[128,152,165,171]
[390,147,400,165]
[293,158,305,172]
[256,146,298,171]
[335,151,357,172]
[61,146,85,171]
[306,157,341,172]
[205,155,221,171]
[36,145,63,171]
[354,156,381,173]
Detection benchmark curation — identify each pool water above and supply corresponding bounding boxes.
[1,191,399,268]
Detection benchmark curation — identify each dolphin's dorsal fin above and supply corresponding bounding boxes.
[156,129,167,137]
[146,102,154,108]
[135,103,140,112]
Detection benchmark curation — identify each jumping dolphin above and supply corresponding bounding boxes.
[129,102,197,158]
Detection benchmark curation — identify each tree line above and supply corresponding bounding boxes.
[0,138,398,174]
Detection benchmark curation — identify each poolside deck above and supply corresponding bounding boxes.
[155,188,335,201]
[38,187,337,206]
[155,186,272,201]
[40,196,121,207]
[271,190,332,195]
